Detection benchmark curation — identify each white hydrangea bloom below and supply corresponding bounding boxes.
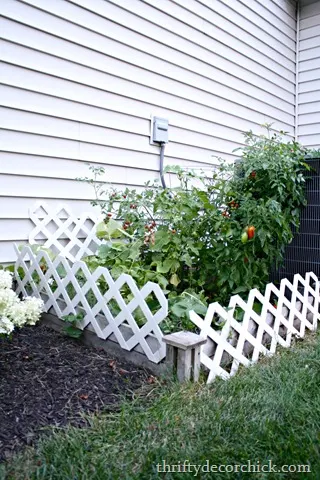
[0,288,18,316]
[0,316,14,335]
[22,296,44,325]
[0,272,43,335]
[9,302,27,328]
[0,270,13,290]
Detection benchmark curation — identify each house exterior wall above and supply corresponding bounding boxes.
[0,0,296,263]
[298,0,320,148]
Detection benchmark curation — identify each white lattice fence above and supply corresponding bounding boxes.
[14,245,168,363]
[14,203,168,363]
[28,202,103,261]
[190,272,320,383]
[14,202,320,376]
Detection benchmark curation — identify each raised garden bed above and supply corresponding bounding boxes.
[12,201,320,386]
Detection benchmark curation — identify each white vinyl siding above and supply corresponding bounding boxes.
[0,0,296,263]
[298,0,320,147]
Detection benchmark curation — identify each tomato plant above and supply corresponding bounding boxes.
[78,126,314,332]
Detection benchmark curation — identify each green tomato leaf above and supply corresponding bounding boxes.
[96,221,108,239]
[156,258,175,274]
[64,326,83,339]
[97,243,113,258]
[170,273,180,287]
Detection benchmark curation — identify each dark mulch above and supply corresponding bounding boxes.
[0,324,152,462]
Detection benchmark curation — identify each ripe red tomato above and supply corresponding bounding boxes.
[247,226,256,239]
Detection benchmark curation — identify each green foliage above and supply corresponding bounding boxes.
[77,127,311,332]
[61,312,84,339]
[305,148,320,159]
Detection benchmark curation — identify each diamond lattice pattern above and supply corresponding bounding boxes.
[190,273,320,383]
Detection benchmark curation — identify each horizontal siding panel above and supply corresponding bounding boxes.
[255,0,296,26]
[0,154,186,197]
[153,0,295,60]
[299,46,320,61]
[299,123,320,135]
[299,68,320,82]
[0,95,148,137]
[299,100,320,115]
[1,1,295,104]
[0,175,146,201]
[0,219,49,241]
[299,79,320,93]
[0,107,242,157]
[110,0,295,77]
[0,152,159,186]
[298,0,320,148]
[0,20,295,118]
[235,0,296,33]
[299,91,320,103]
[0,88,256,146]
[0,142,168,172]
[300,36,320,50]
[0,197,100,219]
[0,107,151,150]
[300,1,320,19]
[67,0,296,90]
[300,25,320,41]
[0,41,295,129]
[0,242,23,264]
[196,0,296,50]
[299,57,320,72]
[0,130,236,165]
[0,109,154,154]
[298,134,320,146]
[300,12,320,28]
[0,67,293,136]
[298,112,320,125]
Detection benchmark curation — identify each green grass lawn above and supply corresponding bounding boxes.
[2,333,320,480]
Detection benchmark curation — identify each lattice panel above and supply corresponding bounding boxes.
[190,272,320,383]
[28,202,103,262]
[14,244,168,363]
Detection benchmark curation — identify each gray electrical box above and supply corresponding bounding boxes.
[152,116,169,143]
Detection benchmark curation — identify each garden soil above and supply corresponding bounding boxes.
[0,324,151,461]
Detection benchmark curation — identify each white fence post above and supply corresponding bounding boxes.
[163,331,207,382]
